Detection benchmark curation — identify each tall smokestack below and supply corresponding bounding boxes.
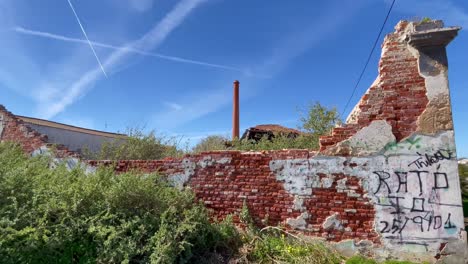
[232,80,240,139]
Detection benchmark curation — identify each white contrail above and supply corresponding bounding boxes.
[13,26,245,73]
[66,0,107,77]
[38,0,209,119]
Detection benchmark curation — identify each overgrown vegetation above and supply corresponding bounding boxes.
[231,133,319,151]
[192,134,320,153]
[243,229,343,264]
[192,102,341,152]
[0,142,348,263]
[236,202,344,264]
[236,203,418,264]
[298,102,341,138]
[420,17,432,23]
[192,135,229,154]
[83,128,184,160]
[80,102,339,157]
[0,142,238,263]
[0,142,442,263]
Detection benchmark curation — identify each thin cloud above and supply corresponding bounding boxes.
[152,0,366,130]
[129,0,154,12]
[39,0,208,119]
[153,86,232,129]
[66,0,107,77]
[13,26,246,73]
[254,1,364,77]
[164,101,183,111]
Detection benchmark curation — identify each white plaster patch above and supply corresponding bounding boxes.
[383,131,455,156]
[346,120,396,155]
[217,157,231,164]
[170,156,232,189]
[322,212,343,231]
[337,178,348,190]
[333,239,357,257]
[197,156,214,168]
[196,156,232,168]
[32,145,52,157]
[169,158,196,189]
[293,196,305,211]
[408,39,449,102]
[286,212,309,230]
[425,75,449,100]
[31,145,96,174]
[321,174,335,188]
[270,157,347,195]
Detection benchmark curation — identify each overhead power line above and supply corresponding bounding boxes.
[340,0,396,119]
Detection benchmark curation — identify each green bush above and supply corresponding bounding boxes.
[232,133,319,151]
[242,228,342,264]
[346,256,377,264]
[83,128,185,160]
[0,142,239,263]
[192,135,229,153]
[192,102,340,153]
[234,202,342,264]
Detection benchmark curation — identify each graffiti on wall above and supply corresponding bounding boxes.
[270,131,463,251]
[372,147,462,246]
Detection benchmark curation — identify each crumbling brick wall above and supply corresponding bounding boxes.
[1,20,466,263]
[320,21,429,153]
[88,21,465,263]
[0,105,48,153]
[0,106,79,158]
[89,151,380,243]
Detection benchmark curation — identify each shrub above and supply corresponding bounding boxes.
[242,228,343,264]
[420,17,432,23]
[0,142,239,263]
[299,102,341,137]
[192,135,229,153]
[346,256,377,264]
[83,128,184,160]
[234,202,342,263]
[232,133,319,151]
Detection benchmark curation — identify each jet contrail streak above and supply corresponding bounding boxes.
[66,0,107,77]
[13,26,246,73]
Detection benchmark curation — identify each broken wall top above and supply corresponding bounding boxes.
[319,20,461,156]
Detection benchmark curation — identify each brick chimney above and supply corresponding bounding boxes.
[232,80,240,139]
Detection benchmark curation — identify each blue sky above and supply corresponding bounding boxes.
[0,0,467,156]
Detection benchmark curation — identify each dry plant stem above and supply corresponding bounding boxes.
[259,226,301,241]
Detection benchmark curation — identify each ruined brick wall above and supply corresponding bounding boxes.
[0,105,79,158]
[320,21,428,153]
[0,105,48,153]
[89,151,379,243]
[2,20,466,263]
[88,21,466,263]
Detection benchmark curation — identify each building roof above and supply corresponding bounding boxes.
[241,124,302,140]
[248,124,302,134]
[17,115,126,139]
